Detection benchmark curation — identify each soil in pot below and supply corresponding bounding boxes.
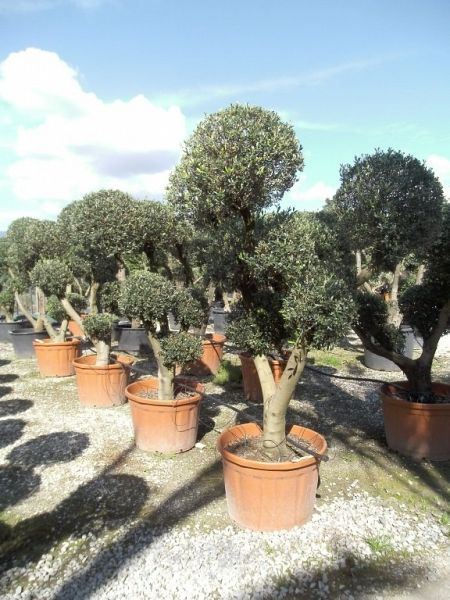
[10,329,48,358]
[125,377,205,453]
[381,382,450,461]
[239,353,288,404]
[218,422,327,531]
[184,334,226,376]
[73,354,133,408]
[33,338,81,377]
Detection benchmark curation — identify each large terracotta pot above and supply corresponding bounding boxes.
[381,382,450,461]
[218,422,327,531]
[125,377,205,453]
[33,338,81,377]
[186,334,226,376]
[73,354,133,407]
[239,353,288,404]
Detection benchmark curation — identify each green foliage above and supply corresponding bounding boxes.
[98,281,120,314]
[159,331,202,369]
[120,270,203,332]
[329,148,444,271]
[83,313,115,342]
[45,295,66,323]
[0,284,15,316]
[354,291,405,352]
[167,103,303,224]
[30,259,72,298]
[171,286,206,330]
[212,360,243,385]
[67,293,87,314]
[6,218,61,291]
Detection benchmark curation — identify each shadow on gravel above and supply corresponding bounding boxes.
[0,444,150,576]
[0,373,19,384]
[51,458,224,600]
[0,359,11,367]
[7,432,90,468]
[0,399,33,417]
[0,418,26,449]
[0,385,13,398]
[197,400,221,442]
[0,465,41,513]
[255,550,431,599]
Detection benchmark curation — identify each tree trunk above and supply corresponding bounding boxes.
[115,255,127,284]
[14,291,43,332]
[146,331,175,400]
[95,340,110,366]
[61,297,85,334]
[54,319,69,342]
[174,243,194,287]
[255,347,306,460]
[131,318,140,329]
[88,282,100,315]
[388,262,403,327]
[415,264,425,285]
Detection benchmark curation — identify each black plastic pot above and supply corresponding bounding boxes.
[117,327,152,356]
[364,326,415,372]
[0,321,27,343]
[9,329,48,358]
[212,309,228,335]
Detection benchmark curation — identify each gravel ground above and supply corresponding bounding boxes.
[0,334,449,599]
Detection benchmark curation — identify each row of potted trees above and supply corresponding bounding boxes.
[0,103,448,533]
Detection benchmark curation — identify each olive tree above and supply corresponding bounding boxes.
[328,149,447,397]
[328,149,444,325]
[120,271,204,400]
[6,218,61,332]
[167,104,354,458]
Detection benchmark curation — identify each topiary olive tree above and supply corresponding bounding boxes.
[328,148,444,325]
[328,149,448,397]
[6,218,62,332]
[120,271,203,399]
[167,103,354,458]
[82,313,117,366]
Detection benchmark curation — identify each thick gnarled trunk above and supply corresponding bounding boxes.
[146,331,175,400]
[14,291,44,332]
[95,340,110,366]
[254,347,307,460]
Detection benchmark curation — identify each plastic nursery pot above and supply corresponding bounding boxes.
[9,329,48,358]
[117,327,152,356]
[218,422,327,531]
[125,377,205,453]
[33,338,81,377]
[381,382,450,461]
[212,309,228,335]
[185,334,226,376]
[0,320,28,342]
[364,326,415,372]
[73,354,134,408]
[239,353,288,404]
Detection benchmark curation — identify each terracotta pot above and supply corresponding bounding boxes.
[125,377,205,453]
[239,353,288,404]
[73,354,133,407]
[33,338,81,377]
[186,334,226,376]
[218,422,327,531]
[381,382,450,461]
[68,320,85,337]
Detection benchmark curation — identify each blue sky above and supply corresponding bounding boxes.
[0,0,449,229]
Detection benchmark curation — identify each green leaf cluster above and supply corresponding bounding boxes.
[83,313,116,342]
[159,331,202,368]
[30,259,73,298]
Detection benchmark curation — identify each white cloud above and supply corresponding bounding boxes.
[426,154,450,198]
[0,48,186,227]
[288,177,336,210]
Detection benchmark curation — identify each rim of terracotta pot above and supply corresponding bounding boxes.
[203,333,226,345]
[238,351,288,366]
[126,376,205,408]
[73,354,133,371]
[381,381,450,410]
[33,338,80,348]
[217,422,327,472]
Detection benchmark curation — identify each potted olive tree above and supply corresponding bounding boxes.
[5,218,62,356]
[328,148,444,370]
[121,270,206,453]
[167,104,355,530]
[329,150,449,459]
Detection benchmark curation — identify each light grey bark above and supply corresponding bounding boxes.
[146,331,175,400]
[95,340,110,366]
[14,291,43,332]
[61,297,85,335]
[388,262,403,327]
